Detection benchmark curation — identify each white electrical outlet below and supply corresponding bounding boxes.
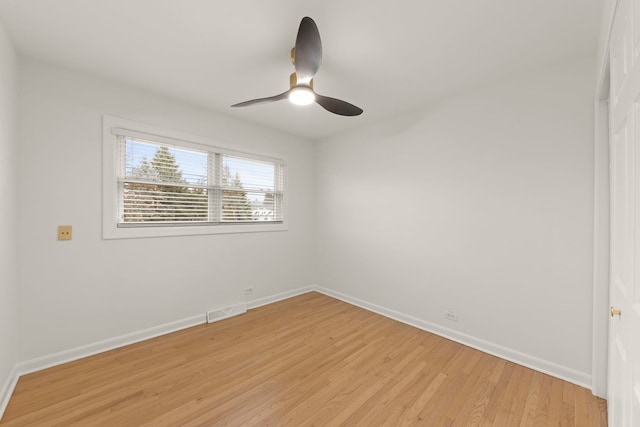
[445,310,459,321]
[244,287,254,295]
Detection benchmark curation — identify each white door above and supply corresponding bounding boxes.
[609,0,640,425]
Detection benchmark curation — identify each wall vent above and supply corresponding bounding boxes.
[206,302,247,324]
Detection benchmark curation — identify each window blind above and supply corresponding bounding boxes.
[221,155,284,222]
[116,135,284,226]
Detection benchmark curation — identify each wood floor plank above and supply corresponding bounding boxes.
[491,362,527,425]
[0,292,607,426]
[443,354,497,426]
[457,357,499,426]
[478,361,517,426]
[547,376,564,426]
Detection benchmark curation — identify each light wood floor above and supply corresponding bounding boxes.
[1,292,607,426]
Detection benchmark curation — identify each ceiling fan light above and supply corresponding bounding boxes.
[288,87,315,106]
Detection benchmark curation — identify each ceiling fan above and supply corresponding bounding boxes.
[231,17,363,116]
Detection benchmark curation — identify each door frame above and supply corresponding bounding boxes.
[592,73,610,399]
[592,0,618,398]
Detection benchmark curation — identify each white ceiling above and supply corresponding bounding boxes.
[0,0,602,140]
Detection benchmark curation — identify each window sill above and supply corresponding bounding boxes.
[102,222,288,240]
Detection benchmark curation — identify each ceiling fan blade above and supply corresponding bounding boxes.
[315,94,363,116]
[231,91,289,107]
[294,17,322,82]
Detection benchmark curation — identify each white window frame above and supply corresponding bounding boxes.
[102,115,287,239]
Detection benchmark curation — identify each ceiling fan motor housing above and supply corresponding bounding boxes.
[289,73,313,89]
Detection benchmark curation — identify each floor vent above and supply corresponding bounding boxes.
[206,302,247,324]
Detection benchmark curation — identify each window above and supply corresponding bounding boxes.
[103,116,286,239]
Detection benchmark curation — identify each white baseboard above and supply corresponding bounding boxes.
[16,313,206,376]
[0,365,19,421]
[15,286,316,377]
[1,284,591,421]
[246,285,315,310]
[0,285,317,421]
[315,286,592,389]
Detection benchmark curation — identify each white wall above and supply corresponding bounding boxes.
[316,55,596,382]
[0,19,18,406]
[16,59,315,361]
